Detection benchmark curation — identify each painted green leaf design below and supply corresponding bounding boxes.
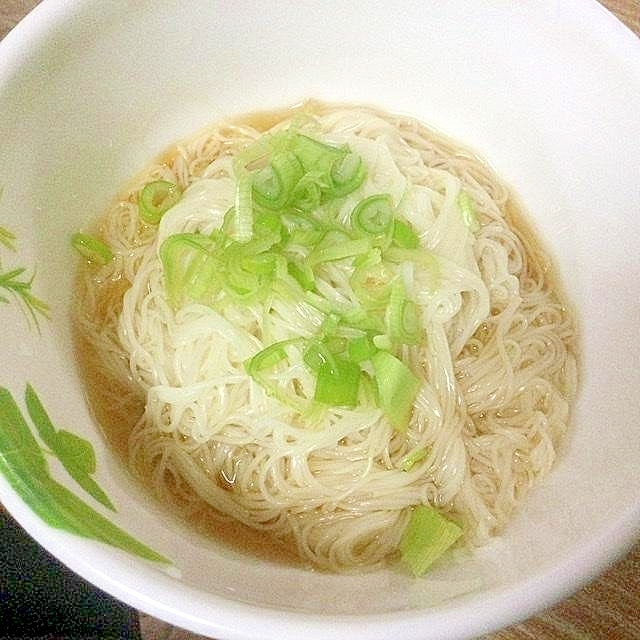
[25,383,115,510]
[55,430,98,473]
[0,223,50,331]
[0,222,16,250]
[0,386,49,480]
[0,385,170,564]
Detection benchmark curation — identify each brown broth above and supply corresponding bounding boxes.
[75,330,307,567]
[74,102,576,569]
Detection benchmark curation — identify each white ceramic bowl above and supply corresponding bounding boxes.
[1,2,639,639]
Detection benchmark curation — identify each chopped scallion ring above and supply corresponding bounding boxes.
[71,233,113,265]
[252,151,304,210]
[329,151,366,197]
[351,194,394,236]
[392,219,419,249]
[138,180,182,224]
[144,127,434,423]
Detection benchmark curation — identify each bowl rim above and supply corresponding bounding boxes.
[1,1,639,639]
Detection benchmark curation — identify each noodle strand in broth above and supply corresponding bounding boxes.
[74,103,577,573]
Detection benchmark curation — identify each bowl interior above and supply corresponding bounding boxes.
[0,1,639,638]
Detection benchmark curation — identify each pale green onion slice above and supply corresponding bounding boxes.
[456,191,480,232]
[400,448,428,471]
[71,233,113,265]
[386,282,421,345]
[329,152,367,197]
[313,357,360,407]
[252,151,304,210]
[232,172,254,242]
[138,180,182,224]
[351,194,394,236]
[392,219,420,249]
[399,505,462,576]
[370,349,420,432]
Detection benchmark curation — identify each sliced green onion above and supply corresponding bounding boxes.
[340,307,386,333]
[392,219,420,249]
[372,333,393,351]
[287,261,315,291]
[329,151,367,197]
[254,210,282,236]
[384,246,437,267]
[347,334,376,363]
[351,194,394,236]
[304,290,334,315]
[246,341,289,376]
[227,237,284,299]
[281,211,325,247]
[303,340,335,371]
[352,246,383,269]
[456,191,480,233]
[314,357,360,407]
[159,233,219,307]
[319,312,341,337]
[324,334,347,355]
[252,151,304,210]
[71,233,113,265]
[239,252,279,276]
[308,237,371,266]
[233,132,272,175]
[291,174,323,212]
[138,181,182,224]
[304,317,348,370]
[290,133,345,174]
[350,262,396,310]
[232,172,254,242]
[235,225,281,257]
[399,504,462,576]
[386,281,421,345]
[370,349,420,432]
[245,339,307,413]
[155,127,440,420]
[225,261,268,298]
[400,448,429,471]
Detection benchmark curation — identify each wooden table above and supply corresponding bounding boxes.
[1,2,638,639]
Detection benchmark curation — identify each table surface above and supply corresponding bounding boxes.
[1,1,639,639]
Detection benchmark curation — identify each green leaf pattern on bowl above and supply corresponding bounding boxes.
[0,222,49,331]
[0,384,170,565]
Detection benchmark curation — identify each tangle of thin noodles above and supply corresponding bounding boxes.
[74,103,577,573]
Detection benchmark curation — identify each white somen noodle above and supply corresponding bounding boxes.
[74,103,577,573]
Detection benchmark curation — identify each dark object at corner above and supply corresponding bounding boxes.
[0,509,141,639]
